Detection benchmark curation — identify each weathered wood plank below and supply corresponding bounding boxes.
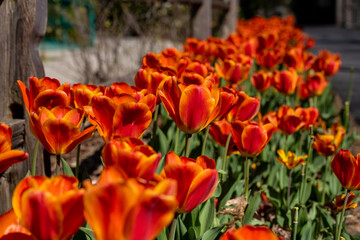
[0,0,47,214]
[191,0,212,39]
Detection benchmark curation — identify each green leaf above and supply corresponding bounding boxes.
[156,228,168,240]
[300,221,314,240]
[242,191,262,225]
[199,198,215,235]
[78,227,95,240]
[201,225,224,240]
[61,158,74,176]
[25,170,31,177]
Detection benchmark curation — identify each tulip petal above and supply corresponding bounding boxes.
[33,90,69,111]
[113,102,152,138]
[183,169,218,212]
[331,150,356,190]
[0,150,28,174]
[241,125,267,156]
[179,85,215,133]
[20,190,63,240]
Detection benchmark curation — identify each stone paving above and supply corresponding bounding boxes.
[303,26,360,124]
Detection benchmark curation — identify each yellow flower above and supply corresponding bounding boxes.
[276,149,307,170]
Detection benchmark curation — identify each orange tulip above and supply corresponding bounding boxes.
[283,47,315,73]
[135,67,168,103]
[220,225,282,240]
[83,171,177,240]
[209,120,237,153]
[85,95,153,142]
[226,91,260,122]
[0,209,33,240]
[312,50,341,76]
[256,48,284,70]
[331,149,360,190]
[12,175,85,240]
[17,77,71,114]
[213,87,239,121]
[305,71,328,96]
[104,82,156,113]
[251,70,272,93]
[298,81,311,100]
[161,151,218,213]
[71,83,105,109]
[30,106,96,155]
[269,106,305,135]
[295,107,319,130]
[215,55,253,84]
[276,149,307,170]
[313,124,346,156]
[0,123,28,173]
[158,77,220,134]
[101,137,161,181]
[325,191,357,213]
[271,68,299,95]
[231,121,275,157]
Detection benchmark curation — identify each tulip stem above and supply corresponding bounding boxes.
[169,215,178,240]
[185,134,192,157]
[321,156,331,204]
[336,189,349,240]
[56,154,61,175]
[174,127,179,154]
[75,144,81,179]
[151,104,160,147]
[222,132,232,174]
[293,207,299,240]
[286,95,291,107]
[284,135,289,153]
[32,140,39,176]
[287,169,293,209]
[244,156,250,201]
[201,125,210,156]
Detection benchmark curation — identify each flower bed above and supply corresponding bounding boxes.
[0,15,359,240]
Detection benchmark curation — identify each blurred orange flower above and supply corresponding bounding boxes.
[12,175,85,240]
[30,106,95,155]
[0,123,28,173]
[251,70,272,93]
[84,173,177,240]
[325,191,357,213]
[160,151,218,213]
[271,68,299,95]
[220,225,282,240]
[312,50,341,76]
[313,123,346,156]
[215,55,253,84]
[0,209,33,240]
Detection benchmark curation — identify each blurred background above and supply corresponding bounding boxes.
[40,0,360,122]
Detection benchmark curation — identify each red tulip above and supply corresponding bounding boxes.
[271,68,299,95]
[313,123,346,156]
[158,77,220,134]
[101,137,161,181]
[312,50,341,76]
[161,151,218,213]
[220,225,282,240]
[30,106,95,155]
[331,149,360,190]
[0,123,28,173]
[85,96,152,142]
[215,55,252,84]
[83,170,177,240]
[270,106,305,135]
[71,83,105,109]
[209,120,237,153]
[283,47,315,73]
[231,121,275,157]
[226,91,260,122]
[12,175,85,240]
[17,77,71,114]
[0,209,33,240]
[251,70,272,93]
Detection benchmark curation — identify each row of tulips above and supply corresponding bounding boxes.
[0,15,359,240]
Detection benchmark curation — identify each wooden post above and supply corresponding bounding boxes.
[190,0,212,40]
[219,0,238,38]
[0,0,47,214]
